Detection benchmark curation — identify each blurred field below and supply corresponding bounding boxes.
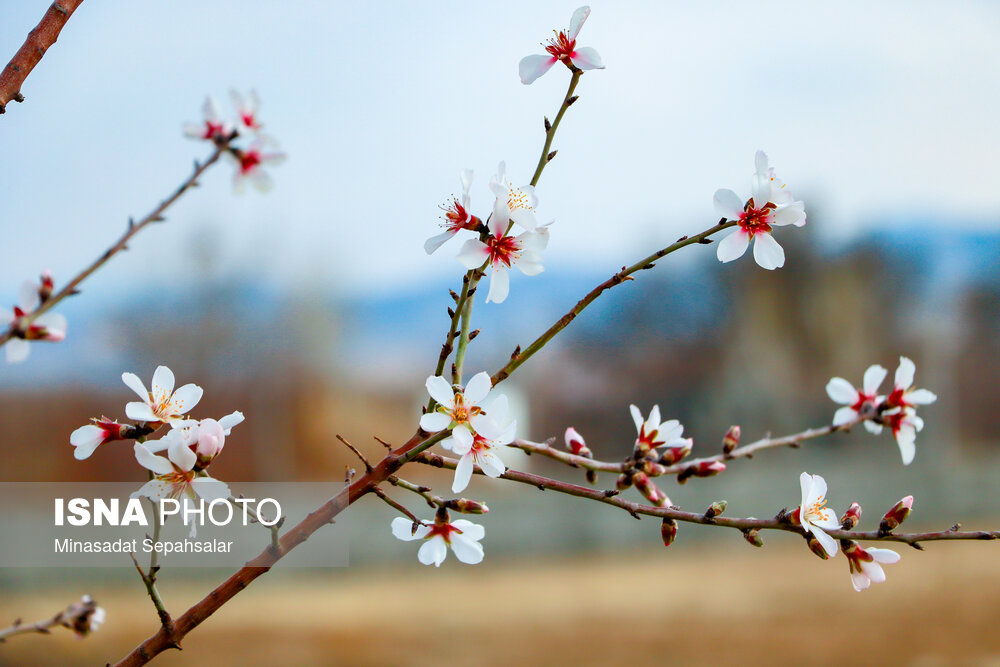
[2,544,999,667]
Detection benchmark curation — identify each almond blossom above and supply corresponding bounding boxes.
[70,417,127,460]
[488,162,539,232]
[629,404,692,457]
[446,395,517,493]
[230,89,263,133]
[132,441,231,536]
[122,365,203,425]
[882,407,924,465]
[715,151,806,270]
[425,169,481,255]
[183,96,233,142]
[843,541,901,592]
[227,139,286,193]
[2,276,67,363]
[519,6,605,85]
[146,412,245,469]
[885,356,937,410]
[420,372,496,441]
[826,364,887,434]
[456,214,549,304]
[796,472,840,557]
[390,515,484,567]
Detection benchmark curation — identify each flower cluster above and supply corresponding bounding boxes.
[184,90,286,193]
[427,163,551,304]
[790,472,904,591]
[2,271,66,363]
[715,151,806,270]
[826,356,937,464]
[69,365,243,536]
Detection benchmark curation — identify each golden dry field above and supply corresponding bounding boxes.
[2,543,999,667]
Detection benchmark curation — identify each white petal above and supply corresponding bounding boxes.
[752,232,785,270]
[833,406,858,427]
[452,454,475,493]
[456,239,490,270]
[713,189,743,220]
[420,412,452,433]
[425,375,456,408]
[424,230,456,255]
[218,411,245,434]
[151,366,175,396]
[132,479,173,501]
[570,46,603,71]
[754,150,769,175]
[134,443,174,475]
[863,365,888,395]
[772,203,805,227]
[449,427,474,455]
[868,547,901,564]
[449,533,485,564]
[418,536,448,566]
[460,168,473,195]
[125,402,158,422]
[70,425,105,460]
[170,383,203,414]
[508,208,538,231]
[906,389,937,405]
[567,5,590,39]
[18,280,40,312]
[121,372,149,400]
[811,526,839,558]
[190,477,231,502]
[464,372,493,405]
[478,450,506,478]
[826,377,858,404]
[5,339,30,363]
[861,560,886,584]
[809,474,828,505]
[167,437,197,472]
[863,420,884,435]
[391,517,430,541]
[519,54,557,85]
[799,472,813,506]
[452,519,484,541]
[895,427,916,465]
[895,356,915,389]
[851,571,871,592]
[485,268,510,304]
[629,405,644,433]
[716,229,750,263]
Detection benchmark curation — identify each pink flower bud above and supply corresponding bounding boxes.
[38,270,54,302]
[659,443,692,466]
[841,502,863,530]
[446,498,489,514]
[704,500,727,519]
[633,472,669,507]
[640,459,667,477]
[693,460,726,478]
[661,518,678,547]
[879,495,913,533]
[722,425,741,455]
[742,528,763,548]
[194,419,226,467]
[806,534,832,560]
[564,426,591,457]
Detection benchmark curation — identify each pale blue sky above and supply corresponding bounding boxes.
[2,1,999,301]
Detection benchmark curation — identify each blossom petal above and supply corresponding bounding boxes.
[851,571,871,592]
[425,375,456,408]
[450,426,474,455]
[132,479,173,501]
[752,232,785,270]
[754,150,769,175]
[772,203,806,227]
[170,383,203,414]
[895,357,915,389]
[826,377,858,404]
[519,55,557,85]
[70,425,105,460]
[895,426,916,465]
[121,372,149,400]
[716,228,750,263]
[190,477,231,502]
[478,450,506,478]
[391,517,430,541]
[450,532,485,564]
[125,402,159,423]
[134,443,173,476]
[811,526,839,557]
[861,560,886,584]
[464,372,493,405]
[863,365,888,396]
[570,46,604,71]
[456,239,490,270]
[713,189,743,220]
[869,547,901,564]
[420,412,452,433]
[151,366,175,396]
[833,406,858,427]
[452,454,475,493]
[799,472,813,506]
[424,230,456,255]
[5,339,30,363]
[218,411,245,434]
[18,280,40,312]
[167,437,197,472]
[907,389,937,405]
[418,535,448,566]
[629,405,644,433]
[863,420,883,435]
[567,5,590,39]
[485,267,510,304]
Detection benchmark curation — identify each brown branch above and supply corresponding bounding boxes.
[414,451,1000,545]
[0,141,232,347]
[0,595,102,642]
[0,0,85,114]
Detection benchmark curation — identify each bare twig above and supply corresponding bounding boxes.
[0,595,102,642]
[0,0,85,114]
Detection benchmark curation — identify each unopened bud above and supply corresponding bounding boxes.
[585,469,597,485]
[879,495,913,533]
[782,507,802,525]
[722,425,741,455]
[633,472,669,507]
[742,528,764,548]
[659,442,692,466]
[38,269,54,302]
[616,470,634,491]
[682,460,726,482]
[704,500,727,519]
[660,518,678,547]
[445,498,489,514]
[841,502,863,530]
[564,427,592,457]
[806,534,831,560]
[640,459,667,477]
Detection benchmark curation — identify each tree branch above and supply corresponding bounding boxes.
[0,0,85,114]
[0,595,101,642]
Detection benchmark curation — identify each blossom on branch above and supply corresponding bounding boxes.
[1,275,67,363]
[456,211,550,304]
[629,404,692,457]
[183,96,233,142]
[421,371,496,440]
[227,139,286,194]
[489,161,539,232]
[147,412,245,469]
[230,89,263,133]
[447,395,517,492]
[391,514,484,567]
[886,356,937,411]
[843,541,900,592]
[826,364,887,434]
[519,6,605,85]
[795,472,840,557]
[425,169,481,255]
[883,407,924,466]
[122,365,203,425]
[69,417,127,460]
[715,151,806,270]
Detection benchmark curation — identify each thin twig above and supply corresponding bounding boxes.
[371,486,419,523]
[336,434,373,472]
[0,0,85,114]
[530,68,582,187]
[0,596,100,642]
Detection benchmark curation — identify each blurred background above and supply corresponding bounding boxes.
[1,1,999,665]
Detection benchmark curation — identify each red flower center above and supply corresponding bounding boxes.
[545,31,576,60]
[885,387,906,408]
[738,199,775,236]
[204,120,226,140]
[239,150,262,174]
[441,198,478,232]
[485,234,521,268]
[426,522,461,543]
